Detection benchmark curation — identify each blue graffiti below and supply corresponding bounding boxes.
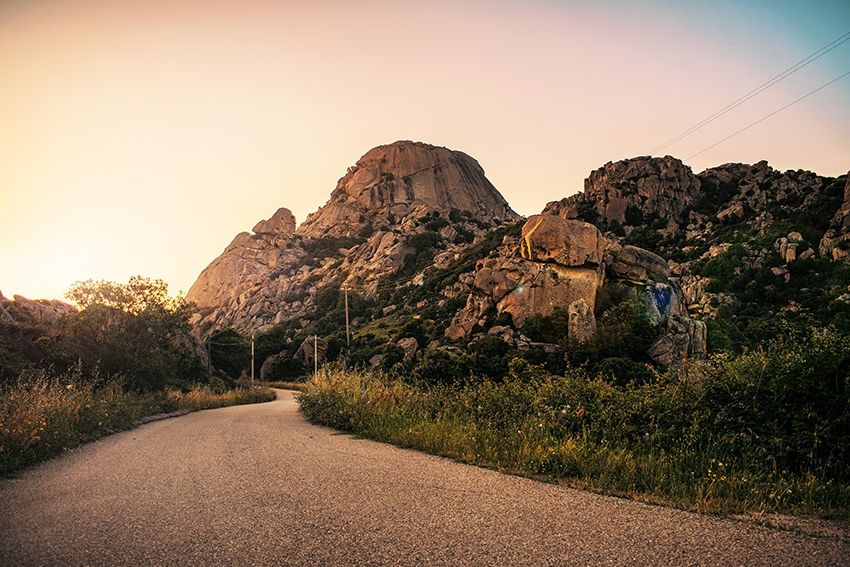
[652,285,672,314]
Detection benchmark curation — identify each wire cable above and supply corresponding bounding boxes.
[651,30,850,155]
[686,70,850,160]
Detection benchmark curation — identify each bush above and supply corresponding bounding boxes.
[62,276,204,390]
[523,308,569,344]
[412,349,469,385]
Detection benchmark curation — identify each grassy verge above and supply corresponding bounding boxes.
[0,366,275,476]
[298,330,850,521]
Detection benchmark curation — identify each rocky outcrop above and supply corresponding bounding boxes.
[0,292,76,329]
[820,173,850,261]
[188,146,848,373]
[186,207,307,335]
[445,211,707,368]
[446,217,606,339]
[253,207,296,236]
[298,141,518,239]
[545,156,701,227]
[397,337,419,360]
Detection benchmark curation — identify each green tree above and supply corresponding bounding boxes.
[63,276,203,390]
[208,328,250,379]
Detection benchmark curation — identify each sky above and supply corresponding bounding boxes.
[1,0,848,301]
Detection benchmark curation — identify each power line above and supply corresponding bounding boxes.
[686,70,850,160]
[651,30,850,155]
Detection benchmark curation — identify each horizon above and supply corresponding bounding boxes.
[1,0,849,301]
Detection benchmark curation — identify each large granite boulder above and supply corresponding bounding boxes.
[520,215,605,266]
[294,336,328,369]
[606,242,670,282]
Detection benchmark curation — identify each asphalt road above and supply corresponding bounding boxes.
[1,390,847,566]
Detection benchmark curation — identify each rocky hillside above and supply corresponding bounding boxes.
[0,291,75,331]
[187,141,519,336]
[187,141,849,380]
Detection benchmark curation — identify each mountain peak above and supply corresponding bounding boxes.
[297,140,517,238]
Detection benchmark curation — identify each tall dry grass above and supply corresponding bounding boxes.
[0,365,274,475]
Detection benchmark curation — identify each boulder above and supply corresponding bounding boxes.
[648,316,707,369]
[5,294,76,328]
[606,243,670,281]
[520,214,605,266]
[487,325,515,345]
[259,351,288,381]
[397,337,419,360]
[293,337,328,368]
[568,299,596,343]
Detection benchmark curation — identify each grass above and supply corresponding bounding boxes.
[0,365,275,476]
[298,332,850,522]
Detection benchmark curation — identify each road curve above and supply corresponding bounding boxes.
[1,390,847,566]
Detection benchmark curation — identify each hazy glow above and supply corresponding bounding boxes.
[1,0,848,300]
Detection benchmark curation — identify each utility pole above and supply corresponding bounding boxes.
[343,284,351,347]
[313,334,318,377]
[250,333,255,387]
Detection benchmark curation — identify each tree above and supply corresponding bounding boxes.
[63,276,203,390]
[209,328,250,379]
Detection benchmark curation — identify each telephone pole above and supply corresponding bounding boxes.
[343,284,351,347]
[313,334,318,377]
[206,336,212,382]
[250,333,255,386]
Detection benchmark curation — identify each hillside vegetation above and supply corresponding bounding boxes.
[0,277,274,475]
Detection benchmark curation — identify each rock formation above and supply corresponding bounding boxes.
[186,141,518,336]
[820,173,850,261]
[187,140,846,373]
[545,156,701,227]
[298,141,516,239]
[0,291,76,329]
[445,213,706,367]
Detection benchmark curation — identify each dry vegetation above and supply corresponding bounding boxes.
[0,365,275,475]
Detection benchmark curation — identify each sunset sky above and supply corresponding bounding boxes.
[1,0,848,301]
